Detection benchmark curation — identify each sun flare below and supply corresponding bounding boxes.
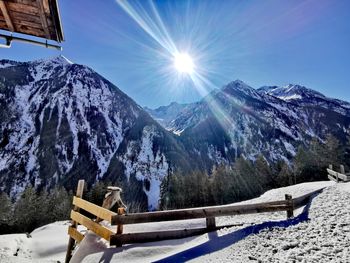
[173,53,194,74]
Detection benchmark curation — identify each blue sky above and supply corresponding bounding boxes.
[1,0,349,108]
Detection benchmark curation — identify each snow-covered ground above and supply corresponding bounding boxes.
[0,221,76,263]
[1,181,349,263]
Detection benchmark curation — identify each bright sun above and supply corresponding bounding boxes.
[174,53,194,74]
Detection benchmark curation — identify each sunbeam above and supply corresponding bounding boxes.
[115,0,238,134]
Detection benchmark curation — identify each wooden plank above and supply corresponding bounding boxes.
[0,19,8,29]
[340,165,345,175]
[7,2,39,16]
[43,0,50,14]
[327,168,339,182]
[6,0,39,7]
[110,228,208,246]
[285,194,293,218]
[206,217,216,231]
[328,174,338,182]
[68,226,84,244]
[72,180,85,226]
[70,210,114,241]
[111,200,289,225]
[11,25,46,38]
[72,196,116,223]
[327,168,338,177]
[12,17,52,30]
[0,1,15,31]
[327,168,350,181]
[117,208,125,235]
[293,188,324,208]
[337,173,350,181]
[10,10,42,24]
[36,0,50,38]
[65,179,85,263]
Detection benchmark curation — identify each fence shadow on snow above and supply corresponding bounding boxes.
[153,192,318,263]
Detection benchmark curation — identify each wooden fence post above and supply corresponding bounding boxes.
[65,180,85,263]
[285,194,294,219]
[206,217,216,231]
[114,207,126,247]
[117,208,125,235]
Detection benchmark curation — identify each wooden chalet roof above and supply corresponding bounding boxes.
[0,0,64,42]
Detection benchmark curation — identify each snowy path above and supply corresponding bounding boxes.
[190,183,350,262]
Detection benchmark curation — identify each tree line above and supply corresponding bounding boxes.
[0,186,72,234]
[160,134,349,209]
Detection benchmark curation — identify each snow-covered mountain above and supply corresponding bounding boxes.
[1,57,349,209]
[0,56,192,210]
[148,80,350,168]
[258,84,350,115]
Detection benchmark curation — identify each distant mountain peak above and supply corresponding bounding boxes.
[222,79,260,99]
[227,79,250,88]
[258,84,326,101]
[32,55,73,66]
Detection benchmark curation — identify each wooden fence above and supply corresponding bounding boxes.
[327,164,350,182]
[65,180,125,263]
[65,180,323,262]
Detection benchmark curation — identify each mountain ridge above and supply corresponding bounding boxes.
[1,56,350,210]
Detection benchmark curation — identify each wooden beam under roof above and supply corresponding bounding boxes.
[0,0,64,43]
[36,0,50,39]
[0,0,15,32]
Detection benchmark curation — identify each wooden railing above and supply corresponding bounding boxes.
[327,164,350,182]
[65,180,324,261]
[109,190,323,247]
[64,180,125,263]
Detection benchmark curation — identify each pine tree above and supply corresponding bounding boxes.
[13,186,40,232]
[276,161,294,186]
[234,157,263,200]
[0,192,12,224]
[47,187,72,222]
[324,134,342,166]
[255,154,273,190]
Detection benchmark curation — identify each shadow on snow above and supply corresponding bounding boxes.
[154,193,319,263]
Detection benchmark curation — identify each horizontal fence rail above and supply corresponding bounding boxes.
[111,200,290,225]
[72,196,117,223]
[110,227,209,246]
[109,188,324,247]
[327,166,350,182]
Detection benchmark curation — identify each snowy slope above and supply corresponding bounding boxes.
[0,221,79,263]
[2,181,347,263]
